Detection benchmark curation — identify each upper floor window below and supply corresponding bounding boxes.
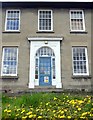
[38,10,53,31]
[72,47,89,76]
[5,10,20,31]
[70,10,85,32]
[1,47,18,76]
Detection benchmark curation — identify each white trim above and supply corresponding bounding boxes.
[1,47,18,76]
[28,37,63,41]
[38,9,53,31]
[29,40,62,88]
[5,9,20,32]
[69,9,85,32]
[72,47,89,76]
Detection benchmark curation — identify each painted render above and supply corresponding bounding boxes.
[0,2,92,92]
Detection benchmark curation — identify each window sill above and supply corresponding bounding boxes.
[72,75,92,79]
[36,31,55,33]
[2,31,21,33]
[2,76,19,79]
[70,31,88,34]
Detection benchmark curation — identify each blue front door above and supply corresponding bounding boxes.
[39,57,51,86]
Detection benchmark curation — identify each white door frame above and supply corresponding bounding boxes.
[28,37,63,88]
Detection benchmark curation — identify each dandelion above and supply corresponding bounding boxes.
[16,114,19,117]
[53,110,56,113]
[74,111,77,113]
[29,114,33,118]
[67,116,71,119]
[78,108,81,111]
[54,97,57,100]
[22,116,27,119]
[60,115,65,118]
[17,108,20,111]
[26,111,32,115]
[4,109,7,112]
[46,102,49,106]
[61,111,64,114]
[80,116,85,119]
[21,109,25,114]
[38,116,42,118]
[7,110,11,113]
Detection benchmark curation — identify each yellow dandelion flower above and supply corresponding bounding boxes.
[67,116,71,119]
[4,109,7,112]
[26,111,32,115]
[80,116,85,119]
[74,111,77,113]
[54,97,57,100]
[38,116,42,118]
[46,103,49,106]
[16,114,19,117]
[21,109,25,114]
[78,108,81,111]
[7,110,11,113]
[64,109,67,112]
[60,115,65,118]
[53,110,56,113]
[29,114,33,118]
[22,116,27,119]
[82,112,87,116]
[61,111,64,114]
[17,109,20,111]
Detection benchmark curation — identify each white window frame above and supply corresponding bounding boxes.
[70,10,85,32]
[38,9,53,31]
[72,47,89,76]
[5,9,20,32]
[1,47,18,76]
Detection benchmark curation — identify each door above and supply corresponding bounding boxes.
[39,57,51,86]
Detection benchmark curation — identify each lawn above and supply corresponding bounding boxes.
[2,92,93,119]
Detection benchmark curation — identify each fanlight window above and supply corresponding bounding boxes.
[35,47,56,79]
[36,47,55,57]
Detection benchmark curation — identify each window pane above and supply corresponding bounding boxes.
[73,47,88,75]
[6,10,20,31]
[52,58,56,79]
[39,10,52,31]
[2,47,18,75]
[70,10,84,31]
[35,59,38,79]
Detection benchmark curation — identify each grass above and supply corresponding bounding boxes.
[2,92,93,119]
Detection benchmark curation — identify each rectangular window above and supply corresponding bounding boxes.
[35,58,38,79]
[52,58,56,79]
[5,10,20,31]
[1,47,18,76]
[70,10,85,31]
[72,47,89,75]
[38,10,53,31]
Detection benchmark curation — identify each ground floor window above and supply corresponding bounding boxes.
[72,47,89,75]
[1,47,18,76]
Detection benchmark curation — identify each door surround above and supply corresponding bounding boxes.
[28,37,63,88]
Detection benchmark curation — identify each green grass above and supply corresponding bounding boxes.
[2,92,93,119]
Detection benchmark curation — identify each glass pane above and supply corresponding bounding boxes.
[2,47,17,75]
[6,10,19,30]
[73,47,87,74]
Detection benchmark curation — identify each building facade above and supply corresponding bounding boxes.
[1,2,92,92]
